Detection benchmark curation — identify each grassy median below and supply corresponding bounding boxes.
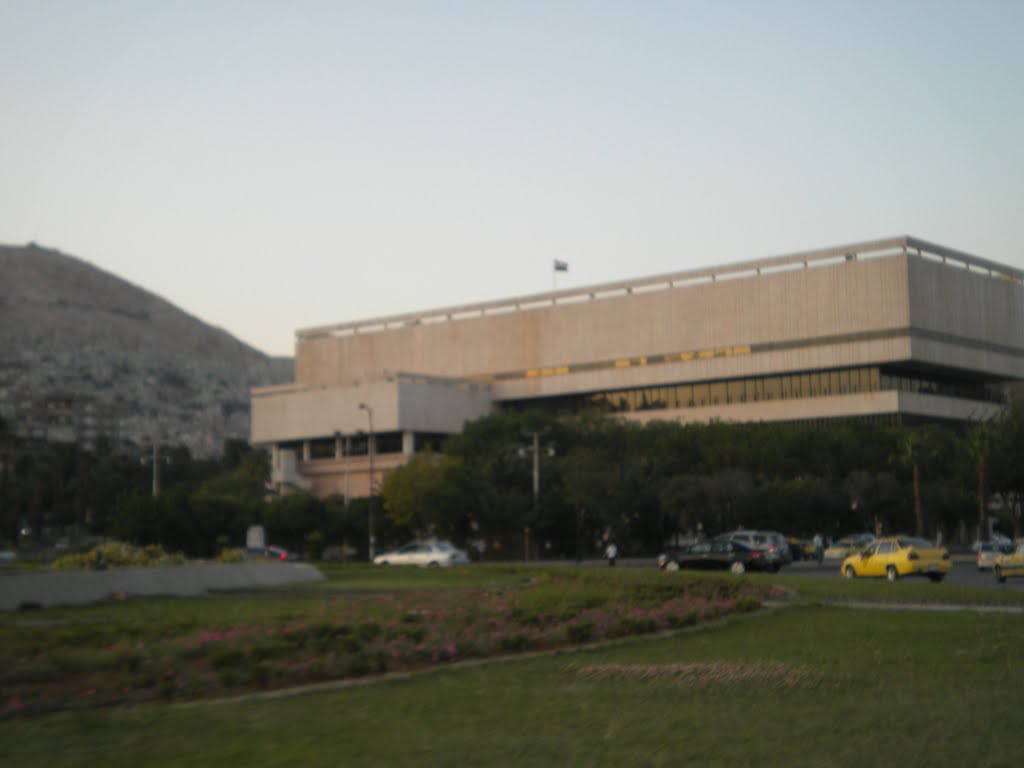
[2,566,1023,766]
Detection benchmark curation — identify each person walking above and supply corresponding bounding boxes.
[812,533,824,565]
[605,541,618,567]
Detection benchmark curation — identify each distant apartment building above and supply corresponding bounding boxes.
[251,236,1024,498]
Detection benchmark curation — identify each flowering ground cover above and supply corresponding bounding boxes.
[0,567,776,718]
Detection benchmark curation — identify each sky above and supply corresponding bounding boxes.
[2,1,1022,357]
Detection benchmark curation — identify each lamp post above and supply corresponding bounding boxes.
[522,431,554,562]
[358,402,376,559]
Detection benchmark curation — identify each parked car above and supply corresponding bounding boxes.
[659,539,774,574]
[717,530,791,571]
[841,536,950,582]
[823,533,876,560]
[972,532,1013,552]
[373,540,470,567]
[262,548,299,565]
[976,541,1013,571]
[993,542,1024,583]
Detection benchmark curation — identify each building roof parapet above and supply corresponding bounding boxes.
[296,236,1023,342]
[251,371,487,397]
[251,382,308,397]
[387,371,489,392]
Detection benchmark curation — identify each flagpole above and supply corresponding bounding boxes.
[552,260,568,298]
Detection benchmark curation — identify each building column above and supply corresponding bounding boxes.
[302,441,311,462]
[402,431,415,455]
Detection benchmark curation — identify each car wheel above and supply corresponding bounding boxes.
[927,573,945,583]
[886,565,898,582]
[664,560,680,572]
[377,560,389,566]
[844,565,856,580]
[996,565,1007,584]
[428,561,440,567]
[729,561,746,575]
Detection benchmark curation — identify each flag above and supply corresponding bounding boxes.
[553,259,569,272]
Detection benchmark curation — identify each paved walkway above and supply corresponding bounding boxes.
[0,562,324,611]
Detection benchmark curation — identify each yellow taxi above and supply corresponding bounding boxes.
[993,542,1024,583]
[841,536,950,582]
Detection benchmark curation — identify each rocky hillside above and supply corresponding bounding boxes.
[0,243,292,457]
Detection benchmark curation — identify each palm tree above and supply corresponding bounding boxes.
[892,427,936,537]
[966,420,992,541]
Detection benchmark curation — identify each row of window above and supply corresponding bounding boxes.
[505,366,1003,415]
[284,431,450,461]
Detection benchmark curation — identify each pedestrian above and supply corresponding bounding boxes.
[605,541,618,567]
[812,533,824,565]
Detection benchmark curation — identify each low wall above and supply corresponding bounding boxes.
[0,562,325,611]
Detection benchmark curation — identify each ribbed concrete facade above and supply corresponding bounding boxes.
[251,236,1024,497]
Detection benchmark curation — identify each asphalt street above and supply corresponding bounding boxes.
[547,555,1024,590]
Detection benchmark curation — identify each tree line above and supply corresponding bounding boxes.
[2,397,1023,560]
[379,401,1024,557]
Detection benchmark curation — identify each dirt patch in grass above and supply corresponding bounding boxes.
[568,660,822,688]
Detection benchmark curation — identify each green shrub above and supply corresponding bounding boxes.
[52,541,187,570]
[566,621,596,644]
[499,634,530,652]
[209,647,246,671]
[217,547,245,564]
[611,616,659,637]
[304,531,325,561]
[734,595,762,613]
[666,610,699,629]
[357,622,382,642]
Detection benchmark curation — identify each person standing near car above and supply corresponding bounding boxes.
[605,541,618,567]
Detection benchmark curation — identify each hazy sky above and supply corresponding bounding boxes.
[2,1,1021,357]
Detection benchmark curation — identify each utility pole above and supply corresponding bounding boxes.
[358,403,376,559]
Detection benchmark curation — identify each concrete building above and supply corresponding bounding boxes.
[251,236,1024,498]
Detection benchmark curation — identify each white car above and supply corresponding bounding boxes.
[373,540,470,567]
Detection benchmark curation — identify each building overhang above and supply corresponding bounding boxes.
[251,373,493,445]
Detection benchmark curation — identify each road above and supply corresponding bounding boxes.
[780,558,1023,589]
[558,555,1024,590]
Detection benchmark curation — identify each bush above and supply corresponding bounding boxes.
[566,621,596,644]
[304,531,325,561]
[666,610,699,629]
[52,542,187,570]
[217,548,246,564]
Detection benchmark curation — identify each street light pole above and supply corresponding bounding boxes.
[527,431,540,562]
[151,443,160,497]
[358,402,376,560]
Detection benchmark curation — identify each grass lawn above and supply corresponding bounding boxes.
[3,567,1023,766]
[4,605,1023,767]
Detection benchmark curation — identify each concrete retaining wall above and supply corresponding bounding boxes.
[0,562,325,611]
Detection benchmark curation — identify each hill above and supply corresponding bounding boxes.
[0,243,292,457]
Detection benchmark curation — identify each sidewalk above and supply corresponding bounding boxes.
[0,562,324,611]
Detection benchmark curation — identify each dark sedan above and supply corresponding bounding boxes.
[658,539,772,574]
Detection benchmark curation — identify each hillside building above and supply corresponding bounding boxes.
[251,236,1024,498]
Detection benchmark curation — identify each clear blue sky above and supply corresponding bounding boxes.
[2,1,1021,357]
